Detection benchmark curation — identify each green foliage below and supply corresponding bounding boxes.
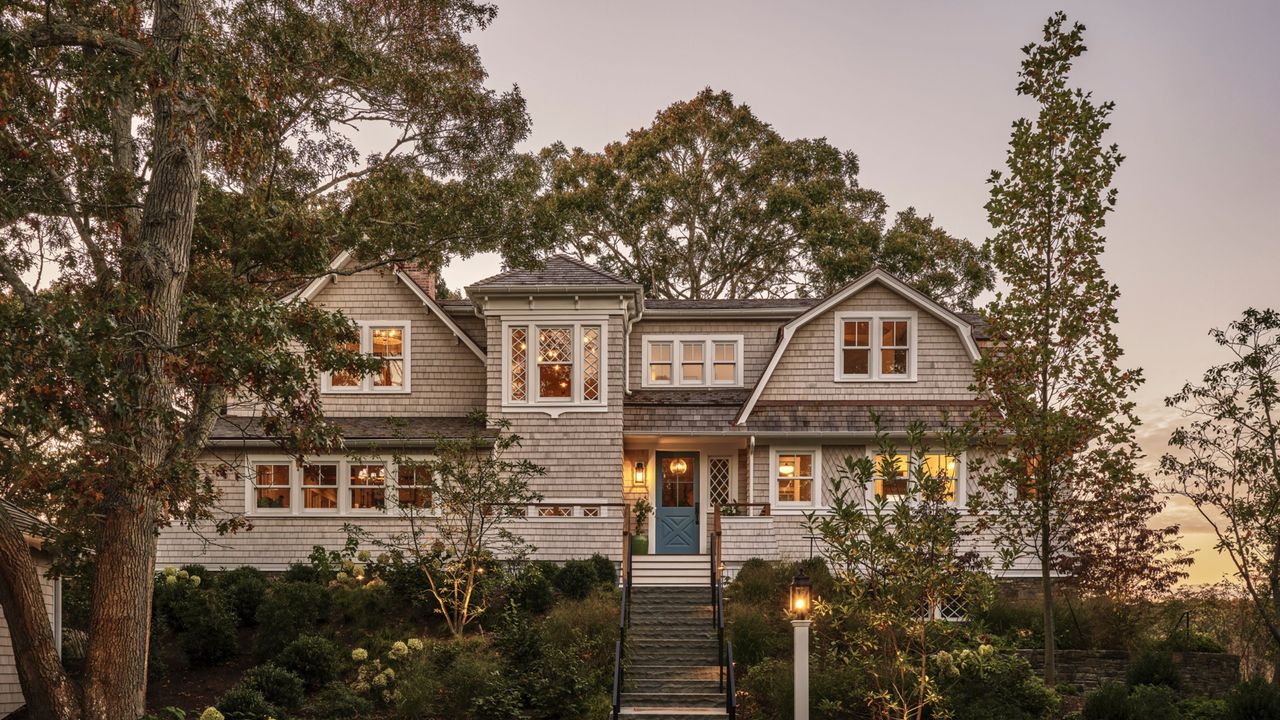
[1083,683,1132,720]
[537,88,992,307]
[303,684,374,720]
[587,554,617,587]
[937,646,1058,720]
[213,567,269,627]
[507,564,555,615]
[632,497,653,531]
[738,654,869,720]
[1160,631,1226,654]
[1128,685,1182,720]
[493,599,615,720]
[274,634,341,690]
[329,583,395,632]
[215,686,278,720]
[254,581,331,656]
[239,663,305,711]
[727,605,788,669]
[1127,649,1182,691]
[1226,678,1280,720]
[1178,697,1228,720]
[396,638,522,719]
[153,569,238,667]
[729,558,789,606]
[280,563,323,585]
[554,559,600,600]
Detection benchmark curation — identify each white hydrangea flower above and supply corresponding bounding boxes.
[352,648,369,662]
[165,575,178,586]
[198,708,225,720]
[163,566,178,576]
[388,641,408,660]
[406,638,424,652]
[190,575,201,587]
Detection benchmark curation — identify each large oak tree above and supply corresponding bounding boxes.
[537,88,993,308]
[0,1,537,718]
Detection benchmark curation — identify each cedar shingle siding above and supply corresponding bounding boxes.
[156,261,1020,574]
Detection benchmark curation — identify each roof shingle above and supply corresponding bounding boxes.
[210,415,494,445]
[470,254,639,289]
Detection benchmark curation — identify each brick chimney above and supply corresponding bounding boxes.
[401,263,437,300]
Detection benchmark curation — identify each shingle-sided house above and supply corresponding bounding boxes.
[156,254,1025,581]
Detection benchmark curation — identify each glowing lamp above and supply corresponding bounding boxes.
[790,570,811,621]
[632,462,647,487]
[670,457,688,475]
[779,458,796,477]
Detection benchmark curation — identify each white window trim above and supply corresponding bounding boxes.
[708,454,738,506]
[244,456,446,517]
[320,320,412,394]
[769,447,822,511]
[833,312,918,382]
[502,318,608,416]
[642,335,745,388]
[864,448,967,507]
[392,457,440,516]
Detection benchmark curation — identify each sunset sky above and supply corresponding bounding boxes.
[430,1,1280,584]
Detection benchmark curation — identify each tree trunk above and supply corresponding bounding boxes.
[0,511,81,720]
[1041,524,1056,686]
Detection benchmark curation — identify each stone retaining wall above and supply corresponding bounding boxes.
[1016,649,1241,696]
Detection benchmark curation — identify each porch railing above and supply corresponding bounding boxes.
[709,525,737,719]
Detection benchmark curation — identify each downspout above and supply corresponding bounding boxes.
[624,295,643,395]
[748,435,756,505]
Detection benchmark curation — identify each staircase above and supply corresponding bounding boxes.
[620,560,728,719]
[631,554,712,587]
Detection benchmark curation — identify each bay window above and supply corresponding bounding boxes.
[505,322,606,408]
[835,313,915,381]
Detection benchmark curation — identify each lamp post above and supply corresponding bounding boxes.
[789,570,812,720]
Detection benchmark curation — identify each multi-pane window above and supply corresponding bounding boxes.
[302,463,339,510]
[322,322,410,392]
[645,337,742,387]
[648,342,673,384]
[709,456,733,506]
[841,320,871,377]
[836,314,914,380]
[873,454,909,500]
[776,452,814,504]
[370,327,404,388]
[253,464,291,510]
[881,320,910,377]
[681,342,704,384]
[713,342,737,384]
[506,323,605,406]
[396,463,433,509]
[349,464,386,511]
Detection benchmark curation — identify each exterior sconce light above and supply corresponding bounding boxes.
[632,462,646,487]
[790,568,812,720]
[790,569,811,620]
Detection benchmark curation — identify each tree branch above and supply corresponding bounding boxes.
[3,21,145,58]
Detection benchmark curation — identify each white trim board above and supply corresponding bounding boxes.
[735,269,981,425]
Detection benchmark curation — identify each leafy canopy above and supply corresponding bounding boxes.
[536,88,992,307]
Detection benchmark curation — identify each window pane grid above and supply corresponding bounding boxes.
[254,464,291,509]
[881,320,910,376]
[349,464,386,510]
[713,342,736,383]
[398,465,433,509]
[777,453,814,503]
[583,326,601,401]
[649,342,673,384]
[841,320,871,376]
[709,457,732,506]
[510,327,528,401]
[874,454,909,499]
[302,464,338,510]
[681,341,704,383]
[537,327,573,399]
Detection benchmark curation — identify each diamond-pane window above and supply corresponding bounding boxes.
[709,456,732,506]
[510,327,528,401]
[583,326,601,401]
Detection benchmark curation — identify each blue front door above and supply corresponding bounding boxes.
[656,452,699,554]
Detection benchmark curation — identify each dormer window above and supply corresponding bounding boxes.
[835,313,916,381]
[506,321,606,410]
[644,335,743,387]
[322,321,411,393]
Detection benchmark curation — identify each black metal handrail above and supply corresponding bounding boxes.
[710,529,736,718]
[611,526,634,720]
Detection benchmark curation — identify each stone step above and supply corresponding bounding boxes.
[621,692,725,709]
[618,709,728,720]
[629,650,721,665]
[628,676,723,693]
[626,664,721,682]
[628,627,717,641]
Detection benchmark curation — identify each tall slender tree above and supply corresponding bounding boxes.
[970,13,1146,684]
[0,1,535,718]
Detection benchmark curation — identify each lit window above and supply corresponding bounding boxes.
[302,463,338,510]
[921,453,959,502]
[349,464,386,511]
[254,464,291,510]
[370,327,404,388]
[397,463,433,509]
[841,320,870,377]
[322,322,410,393]
[713,342,737,384]
[681,341,704,383]
[874,454,909,500]
[649,342,673,384]
[881,320,910,376]
[645,336,742,387]
[507,323,606,406]
[537,327,573,399]
[776,453,814,503]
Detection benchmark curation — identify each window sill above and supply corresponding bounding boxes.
[320,388,412,395]
[833,376,918,383]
